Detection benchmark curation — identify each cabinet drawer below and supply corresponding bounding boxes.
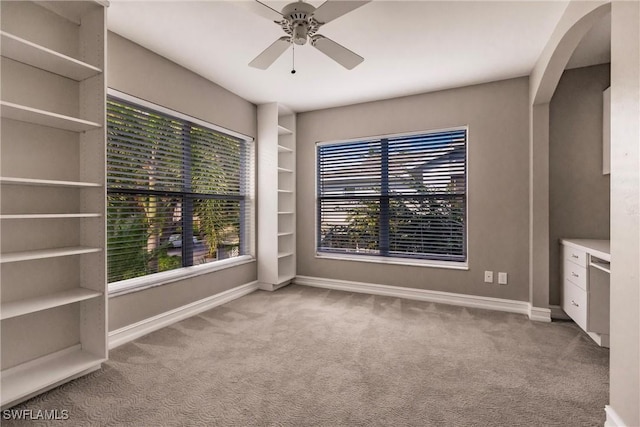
[563,245,586,267]
[563,259,587,291]
[563,280,587,331]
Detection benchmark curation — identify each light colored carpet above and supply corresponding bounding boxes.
[6,285,609,426]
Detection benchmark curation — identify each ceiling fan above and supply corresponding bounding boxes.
[242,0,371,71]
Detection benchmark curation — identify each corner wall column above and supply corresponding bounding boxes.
[529,102,550,315]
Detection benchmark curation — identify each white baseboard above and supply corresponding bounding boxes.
[528,305,552,322]
[550,304,571,320]
[605,405,627,427]
[294,275,536,317]
[109,281,259,349]
[258,279,292,292]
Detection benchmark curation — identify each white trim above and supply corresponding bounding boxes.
[315,125,469,147]
[294,275,531,316]
[315,253,468,270]
[528,305,552,322]
[107,88,253,142]
[605,405,628,427]
[108,281,259,349]
[109,256,254,296]
[550,304,571,320]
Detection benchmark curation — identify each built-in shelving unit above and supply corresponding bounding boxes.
[257,103,296,291]
[1,0,107,408]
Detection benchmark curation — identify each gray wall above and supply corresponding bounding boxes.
[548,64,610,306]
[297,77,531,301]
[107,32,257,332]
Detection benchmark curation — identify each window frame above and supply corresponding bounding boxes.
[314,126,469,270]
[107,88,255,296]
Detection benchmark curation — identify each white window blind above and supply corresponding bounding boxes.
[107,95,251,283]
[317,129,467,262]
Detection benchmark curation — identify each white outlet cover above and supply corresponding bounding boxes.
[484,271,493,283]
[498,272,508,285]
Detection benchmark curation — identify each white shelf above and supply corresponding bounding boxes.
[278,144,293,153]
[1,346,104,407]
[278,211,294,215]
[0,177,101,188]
[278,232,294,237]
[0,101,101,132]
[278,252,294,258]
[0,213,101,219]
[278,125,293,135]
[278,167,293,173]
[1,288,102,320]
[590,260,611,274]
[0,246,102,264]
[278,189,293,194]
[0,31,101,81]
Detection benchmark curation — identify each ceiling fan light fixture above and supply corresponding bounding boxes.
[292,23,308,45]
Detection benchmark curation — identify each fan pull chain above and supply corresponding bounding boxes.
[291,44,296,74]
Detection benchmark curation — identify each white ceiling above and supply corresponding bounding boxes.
[107,0,608,113]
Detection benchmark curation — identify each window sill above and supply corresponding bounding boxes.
[108,255,255,297]
[315,253,468,270]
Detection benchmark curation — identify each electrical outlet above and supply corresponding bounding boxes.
[498,272,508,285]
[484,271,493,283]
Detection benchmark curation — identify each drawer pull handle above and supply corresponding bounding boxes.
[571,254,579,259]
[571,300,579,307]
[571,272,579,278]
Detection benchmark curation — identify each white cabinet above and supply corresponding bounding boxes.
[257,103,296,291]
[0,0,107,408]
[561,239,610,347]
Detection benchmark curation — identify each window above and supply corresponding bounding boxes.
[107,92,252,284]
[317,128,467,264]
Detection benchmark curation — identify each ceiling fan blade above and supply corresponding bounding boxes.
[249,37,291,69]
[311,35,364,70]
[312,1,370,24]
[235,0,282,22]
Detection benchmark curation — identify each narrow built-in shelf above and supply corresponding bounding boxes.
[0,213,101,219]
[0,246,102,264]
[0,101,101,132]
[278,167,293,173]
[278,232,294,237]
[278,125,293,135]
[590,260,611,274]
[278,189,293,194]
[278,211,294,215]
[278,144,293,153]
[278,252,294,258]
[0,345,105,407]
[0,177,101,188]
[0,31,102,81]
[1,288,102,320]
